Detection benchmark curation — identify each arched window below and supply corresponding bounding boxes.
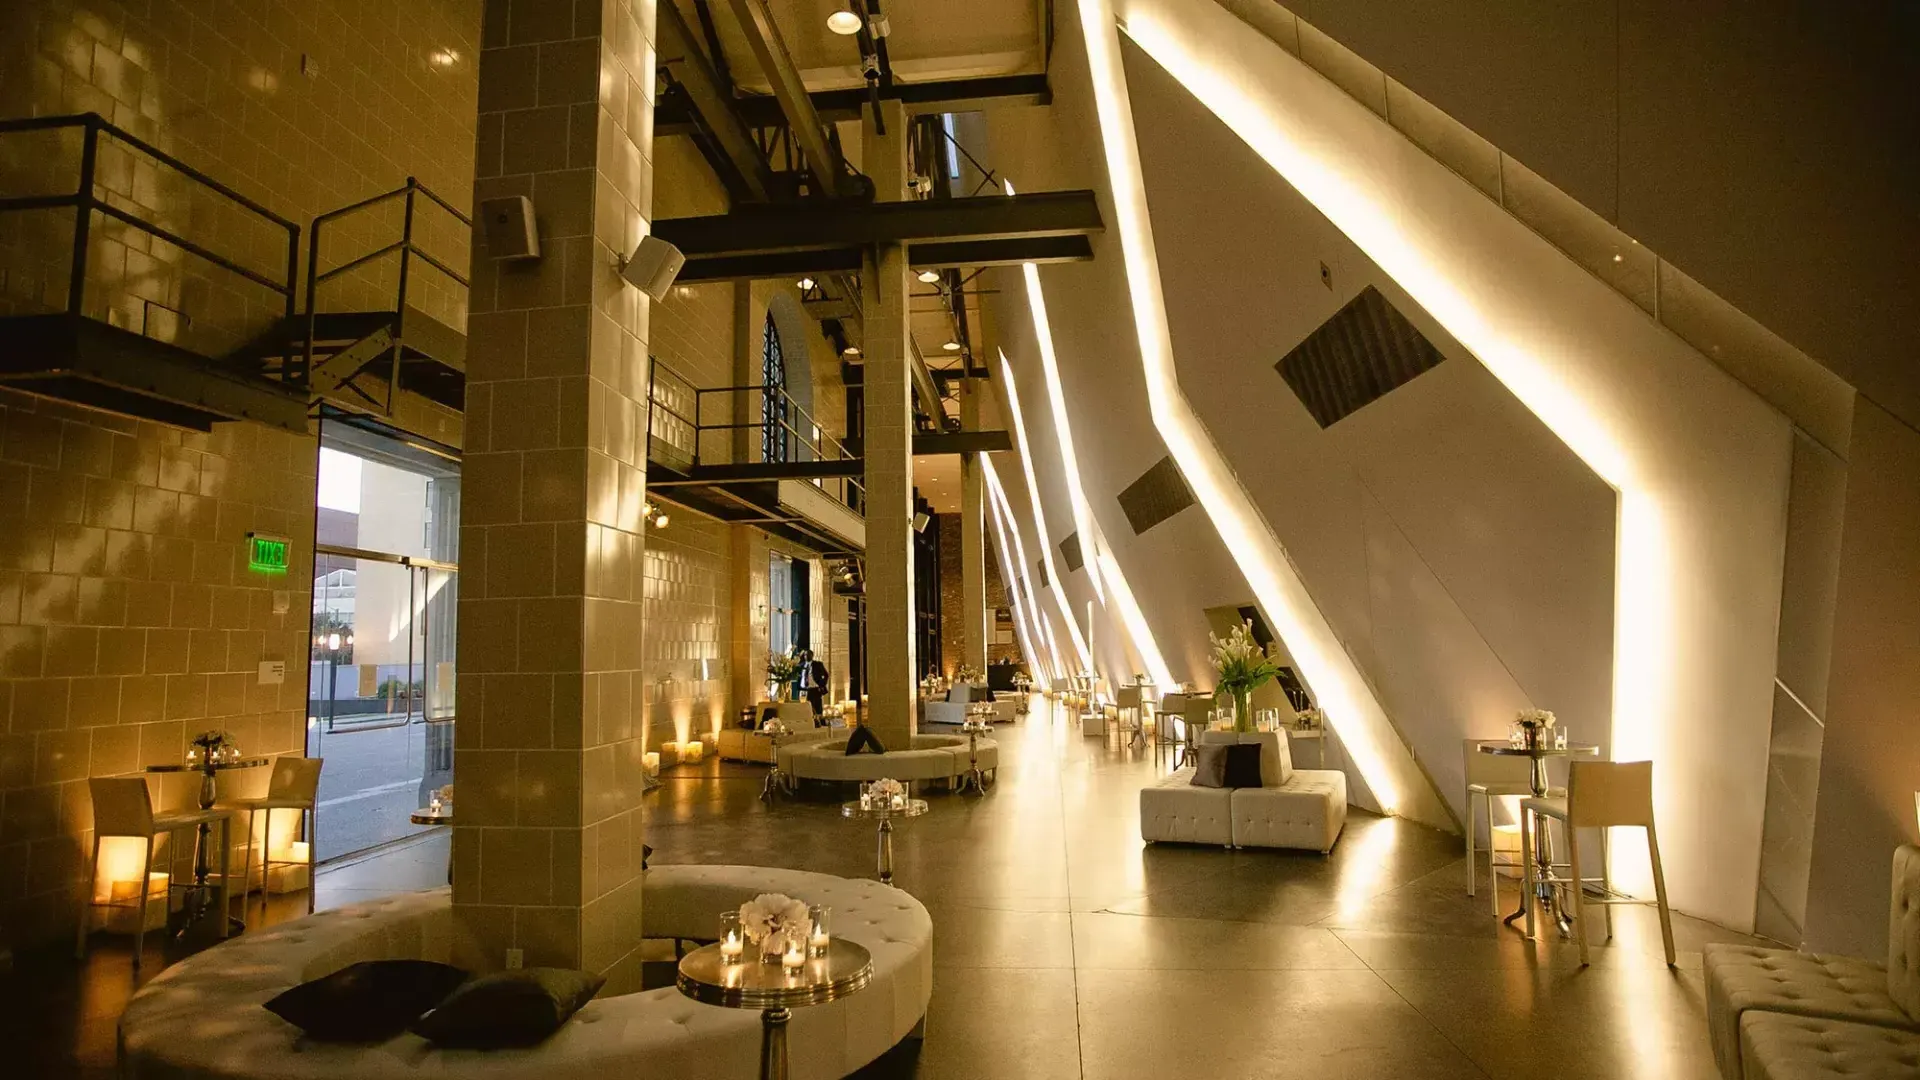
[761,312,788,463]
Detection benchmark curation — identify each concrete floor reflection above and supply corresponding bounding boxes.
[16,697,1762,1079]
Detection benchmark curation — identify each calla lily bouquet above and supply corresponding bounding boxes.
[1210,622,1280,696]
[766,649,803,683]
[1515,708,1557,731]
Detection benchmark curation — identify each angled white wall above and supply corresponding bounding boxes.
[1098,0,1792,928]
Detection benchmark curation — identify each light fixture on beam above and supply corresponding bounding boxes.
[917,269,942,284]
[841,345,861,357]
[796,276,816,291]
[826,10,862,35]
[942,340,962,351]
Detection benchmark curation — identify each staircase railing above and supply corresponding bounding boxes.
[301,177,471,393]
[0,112,299,360]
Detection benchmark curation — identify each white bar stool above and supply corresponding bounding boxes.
[222,756,323,917]
[1462,738,1554,914]
[1520,759,1676,966]
[77,776,236,968]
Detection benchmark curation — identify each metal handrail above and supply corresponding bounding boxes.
[0,112,299,343]
[303,176,472,396]
[645,360,866,509]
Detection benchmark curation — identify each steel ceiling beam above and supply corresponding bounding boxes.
[657,3,777,203]
[723,0,849,198]
[669,235,1096,283]
[653,190,1102,257]
[656,75,1052,135]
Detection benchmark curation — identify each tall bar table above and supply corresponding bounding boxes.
[1478,741,1599,936]
[145,756,268,939]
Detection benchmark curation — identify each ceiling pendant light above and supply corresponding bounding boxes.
[826,10,862,35]
[942,340,962,351]
[796,276,815,291]
[916,269,941,283]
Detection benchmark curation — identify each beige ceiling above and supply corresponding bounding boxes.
[672,0,1047,92]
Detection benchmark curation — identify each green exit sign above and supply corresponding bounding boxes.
[247,533,290,574]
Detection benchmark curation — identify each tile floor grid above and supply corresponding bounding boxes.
[19,696,1764,1079]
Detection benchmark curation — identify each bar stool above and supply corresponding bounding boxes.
[1520,759,1676,966]
[1462,738,1553,914]
[77,776,235,968]
[1114,686,1147,747]
[224,756,323,916]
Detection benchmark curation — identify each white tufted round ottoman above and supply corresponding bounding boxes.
[119,866,932,1080]
[780,734,998,787]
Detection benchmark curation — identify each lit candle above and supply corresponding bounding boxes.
[643,751,660,776]
[429,795,442,814]
[720,930,743,962]
[859,792,872,811]
[782,941,806,971]
[810,927,830,953]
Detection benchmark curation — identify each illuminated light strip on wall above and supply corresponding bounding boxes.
[1075,0,1445,822]
[985,453,1070,683]
[1003,199,1179,688]
[1008,182,1104,606]
[998,352,1096,671]
[984,451,1065,679]
[983,465,1059,683]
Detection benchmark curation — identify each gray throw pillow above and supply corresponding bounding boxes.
[264,959,469,1043]
[412,968,605,1049]
[1189,743,1229,788]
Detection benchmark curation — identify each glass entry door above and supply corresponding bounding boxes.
[307,428,458,863]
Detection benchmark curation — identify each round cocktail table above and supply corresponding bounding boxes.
[841,798,929,886]
[677,938,872,1080]
[146,757,268,938]
[1479,741,1599,935]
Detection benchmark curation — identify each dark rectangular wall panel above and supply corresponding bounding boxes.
[1275,285,1446,427]
[1117,454,1196,535]
[1059,532,1084,572]
[1035,560,1048,587]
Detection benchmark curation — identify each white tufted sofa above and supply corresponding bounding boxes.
[1704,844,1920,1079]
[1139,730,1346,853]
[780,734,998,787]
[717,724,837,764]
[119,865,933,1080]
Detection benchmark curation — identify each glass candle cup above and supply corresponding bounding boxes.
[718,912,744,964]
[808,906,831,955]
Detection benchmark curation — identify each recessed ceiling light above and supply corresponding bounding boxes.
[917,269,941,283]
[826,10,862,35]
[797,276,815,291]
[942,340,962,351]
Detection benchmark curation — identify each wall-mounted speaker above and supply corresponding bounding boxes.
[912,511,931,533]
[479,195,540,260]
[620,235,686,301]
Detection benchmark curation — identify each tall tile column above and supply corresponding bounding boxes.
[960,385,989,671]
[861,101,916,745]
[454,0,656,994]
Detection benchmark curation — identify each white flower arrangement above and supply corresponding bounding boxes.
[1293,708,1326,731]
[1516,708,1557,729]
[868,778,905,800]
[739,892,812,952]
[762,718,791,736]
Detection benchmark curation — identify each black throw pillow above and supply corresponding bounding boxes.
[264,959,468,1043]
[1223,743,1264,788]
[1189,743,1228,788]
[412,968,605,1049]
[845,726,887,755]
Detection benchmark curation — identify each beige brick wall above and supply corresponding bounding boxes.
[0,0,481,950]
[0,389,317,947]
[0,0,481,354]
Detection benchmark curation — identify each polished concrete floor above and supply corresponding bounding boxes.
[8,701,1764,1079]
